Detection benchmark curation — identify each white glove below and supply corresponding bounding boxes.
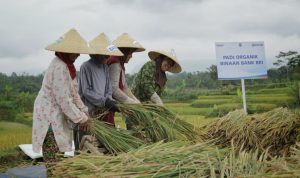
[150,92,163,106]
[82,107,89,116]
[125,88,141,104]
[124,97,138,104]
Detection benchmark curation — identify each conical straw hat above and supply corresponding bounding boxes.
[148,49,182,73]
[113,33,145,52]
[89,33,123,56]
[45,28,91,54]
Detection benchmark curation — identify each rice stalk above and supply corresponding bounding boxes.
[203,107,300,156]
[116,103,202,142]
[53,141,288,177]
[90,119,144,154]
[53,141,226,177]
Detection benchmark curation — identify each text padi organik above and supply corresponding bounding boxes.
[220,54,264,66]
[222,54,258,60]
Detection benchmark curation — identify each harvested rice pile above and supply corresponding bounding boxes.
[203,107,300,156]
[53,141,297,177]
[53,141,226,177]
[52,107,300,177]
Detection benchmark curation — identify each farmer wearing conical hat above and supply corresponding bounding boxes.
[75,33,123,149]
[106,33,145,130]
[132,49,182,105]
[107,33,145,104]
[32,28,91,176]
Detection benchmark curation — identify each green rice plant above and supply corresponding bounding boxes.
[247,87,290,95]
[206,103,242,117]
[91,120,144,154]
[167,106,213,115]
[0,122,31,155]
[246,93,289,98]
[248,103,277,113]
[246,82,290,90]
[247,96,297,106]
[190,99,233,108]
[179,115,214,128]
[198,95,237,100]
[165,103,190,107]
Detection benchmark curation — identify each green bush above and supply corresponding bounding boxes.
[0,100,18,121]
[14,113,32,126]
[286,82,300,105]
[15,92,36,112]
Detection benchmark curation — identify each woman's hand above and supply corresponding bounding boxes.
[80,118,91,132]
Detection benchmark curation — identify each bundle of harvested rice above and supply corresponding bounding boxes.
[90,120,144,154]
[255,143,300,177]
[117,104,202,142]
[53,141,227,177]
[203,107,300,156]
[242,143,300,177]
[53,141,286,177]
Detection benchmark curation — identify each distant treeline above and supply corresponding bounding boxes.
[0,65,299,96]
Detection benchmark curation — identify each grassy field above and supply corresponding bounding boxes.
[189,86,298,116]
[0,122,32,156]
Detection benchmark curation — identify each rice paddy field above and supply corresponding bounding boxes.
[166,86,298,118]
[0,122,31,156]
[0,85,299,177]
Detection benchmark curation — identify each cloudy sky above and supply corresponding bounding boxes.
[1,0,300,75]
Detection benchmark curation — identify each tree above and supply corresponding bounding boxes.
[274,51,300,80]
[207,65,218,80]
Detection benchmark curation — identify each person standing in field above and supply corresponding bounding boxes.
[107,33,145,104]
[75,33,123,150]
[107,33,145,130]
[131,49,182,106]
[32,28,91,175]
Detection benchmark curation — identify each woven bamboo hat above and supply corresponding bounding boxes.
[45,28,90,54]
[89,33,123,56]
[148,49,182,73]
[113,33,145,52]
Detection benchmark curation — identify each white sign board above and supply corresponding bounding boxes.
[215,41,267,80]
